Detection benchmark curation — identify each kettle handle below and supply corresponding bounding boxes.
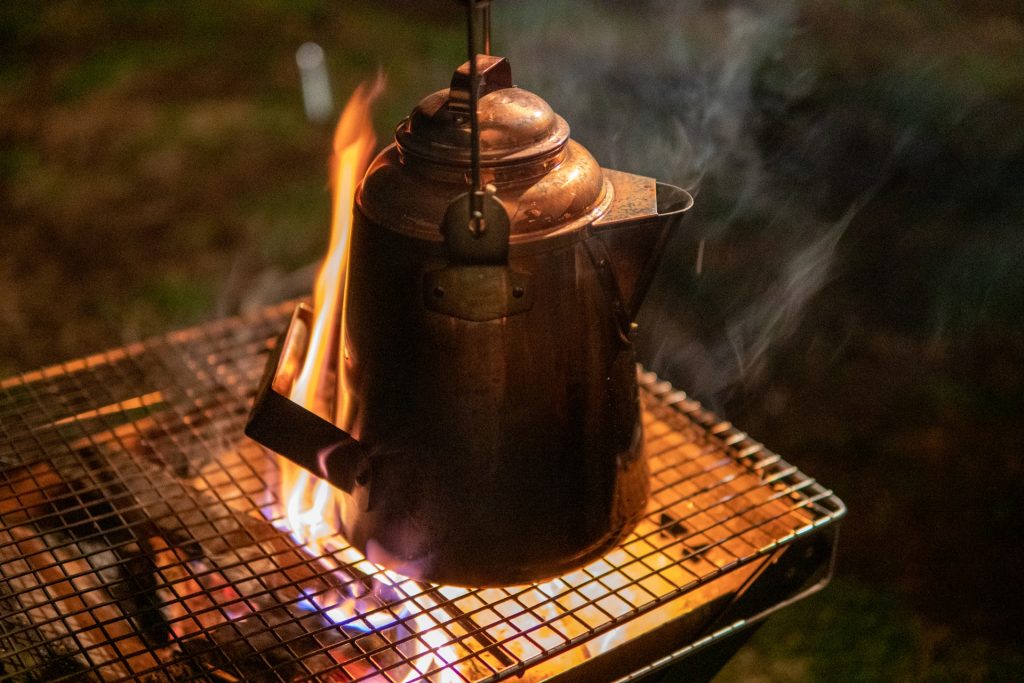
[245,303,366,493]
[424,191,535,322]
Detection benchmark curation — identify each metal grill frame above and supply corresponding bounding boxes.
[0,303,845,682]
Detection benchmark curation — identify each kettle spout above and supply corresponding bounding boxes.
[591,170,693,321]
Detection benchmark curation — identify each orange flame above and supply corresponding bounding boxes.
[282,77,383,551]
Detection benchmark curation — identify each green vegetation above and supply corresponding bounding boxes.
[721,578,1024,681]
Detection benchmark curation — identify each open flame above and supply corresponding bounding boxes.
[282,77,382,552]
[272,78,465,682]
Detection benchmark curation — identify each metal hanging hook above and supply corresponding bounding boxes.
[459,0,492,56]
[464,0,487,236]
[481,1,492,55]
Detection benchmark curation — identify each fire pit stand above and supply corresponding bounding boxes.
[0,302,844,682]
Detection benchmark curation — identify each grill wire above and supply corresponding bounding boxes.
[0,303,844,682]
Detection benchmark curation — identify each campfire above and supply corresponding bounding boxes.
[244,2,697,589]
[0,306,842,681]
[0,4,844,681]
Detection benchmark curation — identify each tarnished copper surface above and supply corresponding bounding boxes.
[371,56,608,238]
[362,139,608,239]
[248,56,696,586]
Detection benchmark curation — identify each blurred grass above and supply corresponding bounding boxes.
[0,0,464,374]
[719,577,1024,681]
[720,579,920,681]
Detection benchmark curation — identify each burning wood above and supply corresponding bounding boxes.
[1,525,166,678]
[0,434,419,680]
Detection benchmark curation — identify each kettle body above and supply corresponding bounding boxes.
[328,58,692,586]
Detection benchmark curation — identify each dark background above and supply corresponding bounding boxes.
[2,1,1022,678]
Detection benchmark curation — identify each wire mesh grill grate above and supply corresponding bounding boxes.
[0,303,844,682]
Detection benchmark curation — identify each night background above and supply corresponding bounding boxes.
[1,1,1022,679]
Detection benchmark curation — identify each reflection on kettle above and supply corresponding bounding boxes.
[247,53,692,587]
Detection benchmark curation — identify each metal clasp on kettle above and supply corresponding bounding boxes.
[423,188,534,322]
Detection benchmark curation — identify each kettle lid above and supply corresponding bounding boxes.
[361,56,609,238]
[397,56,570,168]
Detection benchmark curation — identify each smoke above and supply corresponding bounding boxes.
[646,202,864,404]
[497,0,796,206]
[724,216,846,383]
[497,0,867,407]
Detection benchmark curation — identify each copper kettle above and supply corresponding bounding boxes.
[247,53,692,586]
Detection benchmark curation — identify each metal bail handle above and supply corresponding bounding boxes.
[457,0,493,57]
[446,0,511,264]
[423,1,531,322]
[464,0,496,237]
